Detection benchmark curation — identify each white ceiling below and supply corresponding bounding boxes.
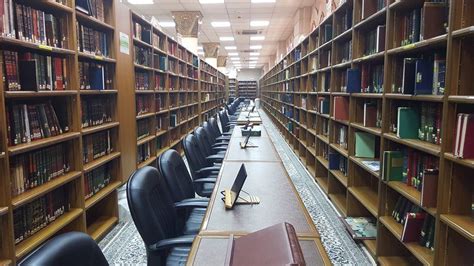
[125,0,315,68]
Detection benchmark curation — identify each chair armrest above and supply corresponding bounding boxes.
[216,136,231,141]
[174,200,208,209]
[149,235,195,251]
[193,177,217,184]
[212,146,228,152]
[176,198,210,204]
[195,166,220,175]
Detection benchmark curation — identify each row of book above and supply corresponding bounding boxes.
[135,71,151,90]
[397,2,448,46]
[84,164,112,199]
[392,196,435,249]
[392,105,442,145]
[454,113,474,159]
[76,0,105,22]
[136,95,152,116]
[137,142,151,164]
[10,144,69,196]
[336,8,352,35]
[79,61,113,90]
[329,153,348,176]
[363,102,382,128]
[364,25,385,56]
[133,21,151,44]
[83,130,112,164]
[335,125,348,150]
[77,22,109,57]
[135,46,151,67]
[13,187,70,244]
[7,102,68,146]
[339,40,352,63]
[81,97,113,128]
[354,131,378,158]
[361,64,383,93]
[395,54,446,95]
[137,119,150,140]
[3,50,67,91]
[361,0,386,20]
[3,2,67,48]
[152,32,165,51]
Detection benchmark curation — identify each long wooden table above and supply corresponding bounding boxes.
[187,111,331,265]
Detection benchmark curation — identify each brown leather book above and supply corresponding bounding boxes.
[225,223,306,266]
[421,169,438,208]
[421,2,448,40]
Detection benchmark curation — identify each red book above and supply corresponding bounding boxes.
[54,57,64,90]
[421,169,438,208]
[333,96,349,121]
[401,212,426,242]
[459,114,474,158]
[363,103,377,127]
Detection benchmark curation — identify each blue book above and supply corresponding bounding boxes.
[89,65,104,90]
[414,57,433,95]
[329,153,340,170]
[159,55,167,71]
[346,68,361,93]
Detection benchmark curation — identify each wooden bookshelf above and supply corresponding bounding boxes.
[260,0,473,264]
[237,80,258,99]
[0,0,122,263]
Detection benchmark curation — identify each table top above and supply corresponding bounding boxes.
[187,236,331,266]
[236,111,262,125]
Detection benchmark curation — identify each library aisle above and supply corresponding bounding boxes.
[98,111,373,265]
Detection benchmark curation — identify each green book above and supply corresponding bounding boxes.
[382,151,404,181]
[397,107,420,139]
[355,132,376,158]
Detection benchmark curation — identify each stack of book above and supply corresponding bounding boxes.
[7,102,68,145]
[79,61,113,90]
[81,97,113,128]
[82,130,112,164]
[10,144,69,196]
[77,22,109,57]
[13,187,70,244]
[84,164,111,199]
[3,51,68,91]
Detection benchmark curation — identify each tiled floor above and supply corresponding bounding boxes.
[98,110,374,265]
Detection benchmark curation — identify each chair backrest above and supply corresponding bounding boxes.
[183,134,210,179]
[127,167,180,248]
[218,111,230,131]
[194,127,213,157]
[209,117,222,138]
[202,121,218,144]
[158,149,195,202]
[19,232,108,266]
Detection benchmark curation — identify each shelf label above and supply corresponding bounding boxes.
[403,44,416,50]
[38,44,53,51]
[94,55,104,60]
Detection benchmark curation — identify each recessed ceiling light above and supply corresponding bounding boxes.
[249,61,258,64]
[227,52,238,56]
[249,57,258,60]
[198,51,205,55]
[230,57,240,60]
[249,52,260,56]
[199,0,224,3]
[225,46,237,50]
[250,20,269,27]
[128,0,153,4]
[250,36,265,41]
[219,36,234,41]
[198,46,203,50]
[159,21,175,27]
[211,21,230,27]
[250,45,262,49]
[251,0,275,3]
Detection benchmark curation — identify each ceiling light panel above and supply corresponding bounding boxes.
[251,0,275,2]
[219,36,234,41]
[159,21,175,27]
[250,36,265,41]
[128,0,153,4]
[227,52,238,56]
[199,0,224,3]
[225,46,237,50]
[250,45,262,49]
[211,21,230,27]
[250,20,269,27]
[249,52,260,56]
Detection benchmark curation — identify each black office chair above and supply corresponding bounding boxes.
[219,110,237,133]
[158,149,213,199]
[194,127,226,164]
[210,117,232,139]
[183,134,221,190]
[203,120,230,144]
[19,232,108,266]
[127,167,202,265]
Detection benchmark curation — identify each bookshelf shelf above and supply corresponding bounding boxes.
[384,133,440,156]
[329,193,347,216]
[387,34,448,55]
[8,132,81,156]
[75,11,115,31]
[136,112,155,120]
[377,256,413,266]
[85,181,122,210]
[78,52,117,63]
[387,181,437,216]
[0,207,8,216]
[15,208,83,259]
[389,0,426,10]
[81,122,120,135]
[349,156,380,178]
[80,90,118,95]
[4,91,78,98]
[439,215,474,242]
[315,177,329,193]
[330,143,349,157]
[353,7,386,30]
[348,186,378,217]
[447,95,474,104]
[36,0,74,13]
[83,152,121,173]
[384,94,444,102]
[0,37,76,55]
[379,216,434,266]
[330,169,348,187]
[452,26,474,38]
[137,156,157,169]
[351,122,382,136]
[316,156,329,169]
[363,239,377,257]
[137,135,156,146]
[353,51,385,63]
[11,171,82,208]
[87,216,118,241]
[444,153,474,169]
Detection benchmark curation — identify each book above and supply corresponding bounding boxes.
[329,153,340,170]
[382,151,403,181]
[421,2,448,40]
[401,212,426,242]
[81,97,113,128]
[83,130,112,164]
[341,217,377,240]
[355,132,376,158]
[324,24,332,43]
[432,53,446,95]
[454,113,474,158]
[421,169,438,208]
[346,68,361,93]
[414,57,434,95]
[84,163,112,199]
[376,25,386,53]
[361,160,380,172]
[333,96,349,121]
[77,22,109,57]
[363,103,377,127]
[318,97,330,114]
[402,58,417,94]
[397,107,420,139]
[137,142,151,164]
[224,223,305,266]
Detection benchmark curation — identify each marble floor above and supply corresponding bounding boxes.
[98,110,375,265]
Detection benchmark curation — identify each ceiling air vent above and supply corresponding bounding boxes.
[238,30,262,35]
[241,50,258,53]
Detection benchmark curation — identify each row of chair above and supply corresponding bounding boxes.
[18,98,244,266]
